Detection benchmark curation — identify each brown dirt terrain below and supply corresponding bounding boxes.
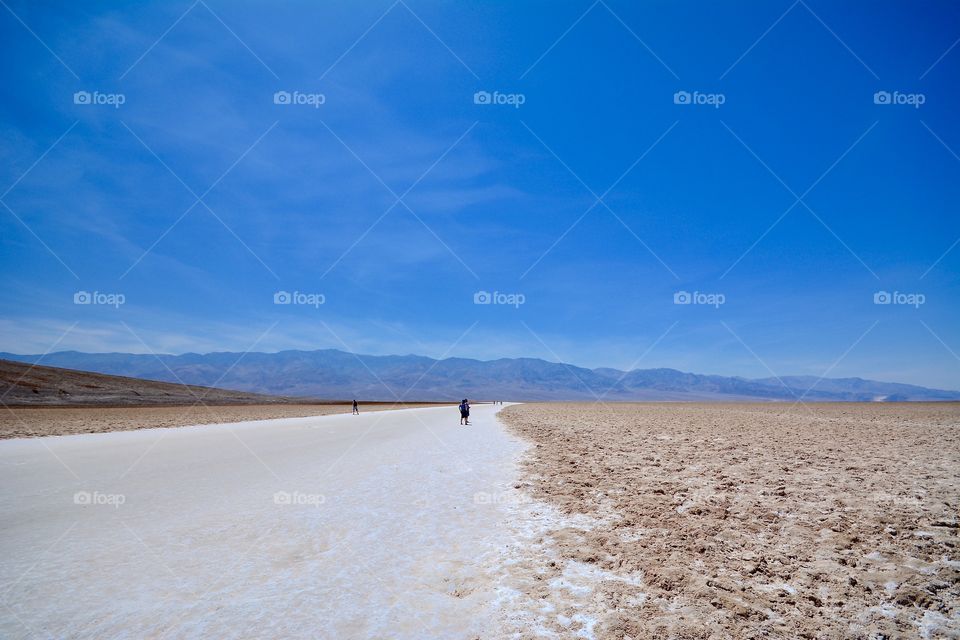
[500,402,960,639]
[0,359,450,438]
[0,402,445,439]
[0,358,311,406]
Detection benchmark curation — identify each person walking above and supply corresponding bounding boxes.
[352,399,359,415]
[459,398,470,425]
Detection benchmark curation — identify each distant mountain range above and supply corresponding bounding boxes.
[2,350,957,402]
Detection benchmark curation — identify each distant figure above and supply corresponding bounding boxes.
[459,398,470,425]
[352,399,359,415]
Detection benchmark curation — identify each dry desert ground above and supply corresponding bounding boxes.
[500,402,960,639]
[0,403,445,439]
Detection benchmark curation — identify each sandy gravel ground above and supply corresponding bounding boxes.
[500,402,960,639]
[0,403,444,439]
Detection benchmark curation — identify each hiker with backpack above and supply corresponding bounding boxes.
[459,399,470,425]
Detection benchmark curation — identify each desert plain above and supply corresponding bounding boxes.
[1,401,958,639]
[500,402,960,639]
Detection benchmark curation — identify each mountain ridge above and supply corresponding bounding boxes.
[1,349,957,402]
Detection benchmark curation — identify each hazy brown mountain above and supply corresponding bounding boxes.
[0,358,317,406]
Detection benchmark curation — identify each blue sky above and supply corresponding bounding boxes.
[1,0,959,389]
